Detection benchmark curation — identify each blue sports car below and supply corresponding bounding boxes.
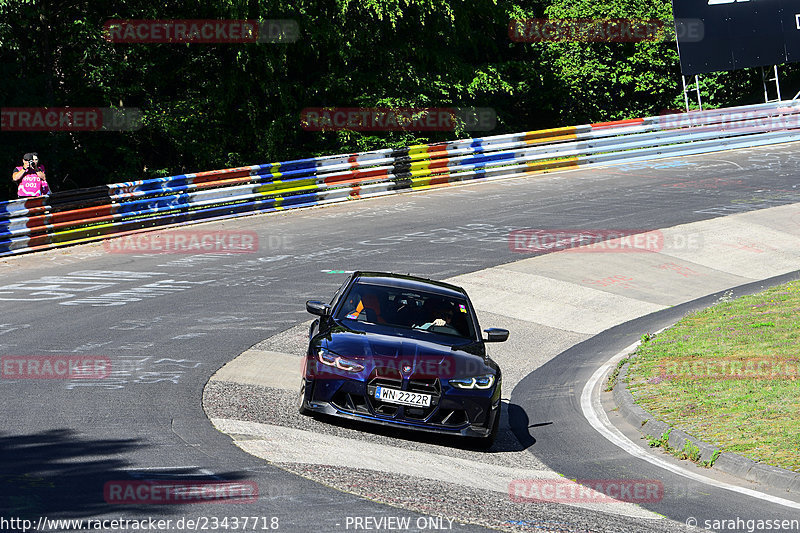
[299,271,509,447]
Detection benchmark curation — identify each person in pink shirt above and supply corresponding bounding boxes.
[12,152,50,197]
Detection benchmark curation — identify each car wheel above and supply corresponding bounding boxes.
[298,378,311,416]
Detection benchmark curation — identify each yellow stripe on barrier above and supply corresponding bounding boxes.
[409,151,432,162]
[409,176,434,190]
[523,127,578,144]
[409,168,435,179]
[257,178,318,195]
[409,175,453,192]
[524,157,580,172]
[51,221,116,244]
[408,144,430,156]
[409,160,433,172]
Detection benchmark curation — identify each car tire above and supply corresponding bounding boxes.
[298,378,311,416]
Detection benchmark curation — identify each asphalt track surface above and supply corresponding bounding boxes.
[2,144,800,532]
[510,271,800,529]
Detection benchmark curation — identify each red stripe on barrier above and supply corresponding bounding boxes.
[191,169,252,185]
[26,217,42,230]
[428,159,450,170]
[27,233,52,248]
[425,151,451,161]
[591,118,645,130]
[323,168,389,185]
[23,205,115,234]
[51,205,114,225]
[428,143,449,153]
[429,174,452,186]
[24,197,48,209]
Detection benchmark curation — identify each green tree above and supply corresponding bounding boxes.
[2,0,796,201]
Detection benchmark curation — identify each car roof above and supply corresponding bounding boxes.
[351,271,467,299]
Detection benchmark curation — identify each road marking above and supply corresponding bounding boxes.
[581,342,800,510]
[212,418,662,520]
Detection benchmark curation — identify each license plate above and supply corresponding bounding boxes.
[374,386,431,407]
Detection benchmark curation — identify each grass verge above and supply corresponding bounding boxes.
[625,280,800,472]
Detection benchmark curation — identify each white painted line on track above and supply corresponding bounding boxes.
[212,417,663,520]
[581,342,800,510]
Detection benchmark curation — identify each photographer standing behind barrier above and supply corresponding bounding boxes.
[12,152,50,197]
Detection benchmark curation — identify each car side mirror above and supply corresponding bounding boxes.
[483,328,509,343]
[306,300,331,317]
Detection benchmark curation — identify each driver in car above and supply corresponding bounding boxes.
[431,304,455,327]
[417,301,456,331]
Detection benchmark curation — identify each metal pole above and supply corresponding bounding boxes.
[775,65,782,102]
[677,37,691,112]
[695,75,703,111]
[682,75,690,112]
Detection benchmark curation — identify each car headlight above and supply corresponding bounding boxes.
[449,375,495,389]
[317,349,365,373]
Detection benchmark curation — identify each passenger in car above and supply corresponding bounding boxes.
[360,292,387,324]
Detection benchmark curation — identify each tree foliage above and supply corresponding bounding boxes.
[1,0,797,200]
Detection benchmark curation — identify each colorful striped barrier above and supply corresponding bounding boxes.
[3,100,800,257]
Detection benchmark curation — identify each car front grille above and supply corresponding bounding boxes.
[366,377,403,416]
[329,375,468,430]
[366,377,440,421]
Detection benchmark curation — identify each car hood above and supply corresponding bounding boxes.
[319,329,492,380]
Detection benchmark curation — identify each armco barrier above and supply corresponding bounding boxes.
[3,100,800,257]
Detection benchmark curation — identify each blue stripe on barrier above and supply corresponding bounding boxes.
[137,177,191,193]
[469,139,486,149]
[276,159,322,173]
[115,192,193,216]
[459,152,517,165]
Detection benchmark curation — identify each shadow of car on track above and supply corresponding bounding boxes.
[506,402,553,450]
[0,429,255,522]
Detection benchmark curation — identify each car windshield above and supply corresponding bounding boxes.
[334,281,477,340]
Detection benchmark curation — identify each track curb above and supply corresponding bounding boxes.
[612,348,800,495]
